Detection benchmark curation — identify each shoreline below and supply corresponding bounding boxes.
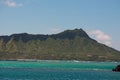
[0,59,120,63]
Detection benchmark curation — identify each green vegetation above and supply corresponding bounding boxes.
[0,29,120,61]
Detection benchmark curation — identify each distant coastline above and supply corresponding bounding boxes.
[0,59,120,63]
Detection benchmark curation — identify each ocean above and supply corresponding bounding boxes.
[0,60,120,80]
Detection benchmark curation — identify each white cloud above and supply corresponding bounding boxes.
[105,41,111,46]
[90,30,112,46]
[50,28,62,33]
[1,0,23,7]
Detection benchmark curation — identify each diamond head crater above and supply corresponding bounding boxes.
[0,28,120,61]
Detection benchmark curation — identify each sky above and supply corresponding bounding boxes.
[0,0,120,51]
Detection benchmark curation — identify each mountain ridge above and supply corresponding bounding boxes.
[0,28,120,61]
[0,28,94,42]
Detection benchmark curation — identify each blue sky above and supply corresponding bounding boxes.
[0,0,120,50]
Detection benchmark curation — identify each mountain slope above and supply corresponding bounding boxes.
[0,28,120,61]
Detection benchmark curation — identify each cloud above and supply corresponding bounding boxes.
[50,28,62,33]
[1,0,23,7]
[105,41,111,46]
[90,30,111,46]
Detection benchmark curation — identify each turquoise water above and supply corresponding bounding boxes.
[0,60,120,80]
